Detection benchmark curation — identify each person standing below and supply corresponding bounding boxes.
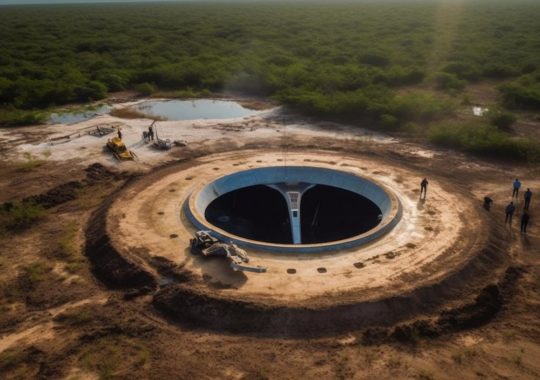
[149,124,154,141]
[512,178,521,198]
[505,201,516,225]
[521,212,530,234]
[117,128,122,140]
[524,188,532,210]
[483,196,493,211]
[420,178,428,199]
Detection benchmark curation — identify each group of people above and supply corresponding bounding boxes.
[421,177,533,234]
[505,179,532,234]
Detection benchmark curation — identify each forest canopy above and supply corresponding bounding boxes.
[0,1,539,162]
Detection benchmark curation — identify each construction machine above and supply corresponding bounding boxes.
[106,136,136,161]
[190,231,267,273]
[152,122,174,150]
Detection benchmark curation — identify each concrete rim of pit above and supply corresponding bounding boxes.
[184,165,402,253]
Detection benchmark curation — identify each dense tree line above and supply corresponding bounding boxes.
[0,1,539,160]
[0,2,538,111]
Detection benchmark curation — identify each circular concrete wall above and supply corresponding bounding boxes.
[184,166,402,253]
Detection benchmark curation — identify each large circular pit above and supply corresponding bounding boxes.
[94,150,505,334]
[185,166,401,252]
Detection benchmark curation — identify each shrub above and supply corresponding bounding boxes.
[429,123,540,162]
[488,109,517,130]
[75,81,107,102]
[443,62,481,81]
[482,64,519,79]
[0,108,47,126]
[0,201,45,232]
[358,53,390,67]
[499,83,540,110]
[389,92,456,122]
[134,82,155,96]
[380,114,399,129]
[434,72,466,91]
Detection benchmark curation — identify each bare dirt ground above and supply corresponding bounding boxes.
[0,106,539,379]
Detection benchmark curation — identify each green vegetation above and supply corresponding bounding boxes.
[80,336,150,379]
[0,201,45,232]
[55,307,96,327]
[17,152,46,172]
[1,261,53,302]
[0,107,47,126]
[499,80,540,110]
[488,109,517,130]
[52,222,87,274]
[57,222,79,260]
[429,123,540,162]
[0,1,538,159]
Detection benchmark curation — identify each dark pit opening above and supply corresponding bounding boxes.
[300,185,382,244]
[204,183,382,245]
[205,185,293,244]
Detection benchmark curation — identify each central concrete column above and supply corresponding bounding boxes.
[267,183,314,244]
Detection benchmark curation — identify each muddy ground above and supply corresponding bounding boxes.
[0,111,539,380]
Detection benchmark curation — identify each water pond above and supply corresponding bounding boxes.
[49,104,111,124]
[133,99,259,121]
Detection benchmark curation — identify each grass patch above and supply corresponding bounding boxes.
[64,261,83,274]
[56,307,95,327]
[57,223,79,260]
[2,262,53,302]
[80,336,150,379]
[0,108,47,127]
[17,153,46,173]
[0,201,46,232]
[429,123,540,162]
[19,262,53,289]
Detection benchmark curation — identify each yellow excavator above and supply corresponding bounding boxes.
[106,136,136,161]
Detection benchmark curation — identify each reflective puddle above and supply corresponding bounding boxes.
[132,99,259,121]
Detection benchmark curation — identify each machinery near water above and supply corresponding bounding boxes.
[145,120,187,150]
[190,231,267,273]
[106,136,137,161]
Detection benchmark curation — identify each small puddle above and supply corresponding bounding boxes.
[132,99,259,121]
[48,104,111,124]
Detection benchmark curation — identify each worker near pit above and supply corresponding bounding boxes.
[483,196,493,211]
[117,128,122,140]
[420,178,428,199]
[521,212,530,234]
[512,178,521,198]
[524,188,532,210]
[149,124,154,141]
[505,201,516,225]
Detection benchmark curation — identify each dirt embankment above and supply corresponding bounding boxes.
[78,150,514,339]
[84,180,158,292]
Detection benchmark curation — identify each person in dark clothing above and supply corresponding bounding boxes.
[149,124,154,141]
[512,178,521,198]
[505,201,516,225]
[483,196,493,211]
[521,212,530,234]
[524,188,532,210]
[420,178,428,198]
[117,128,122,140]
